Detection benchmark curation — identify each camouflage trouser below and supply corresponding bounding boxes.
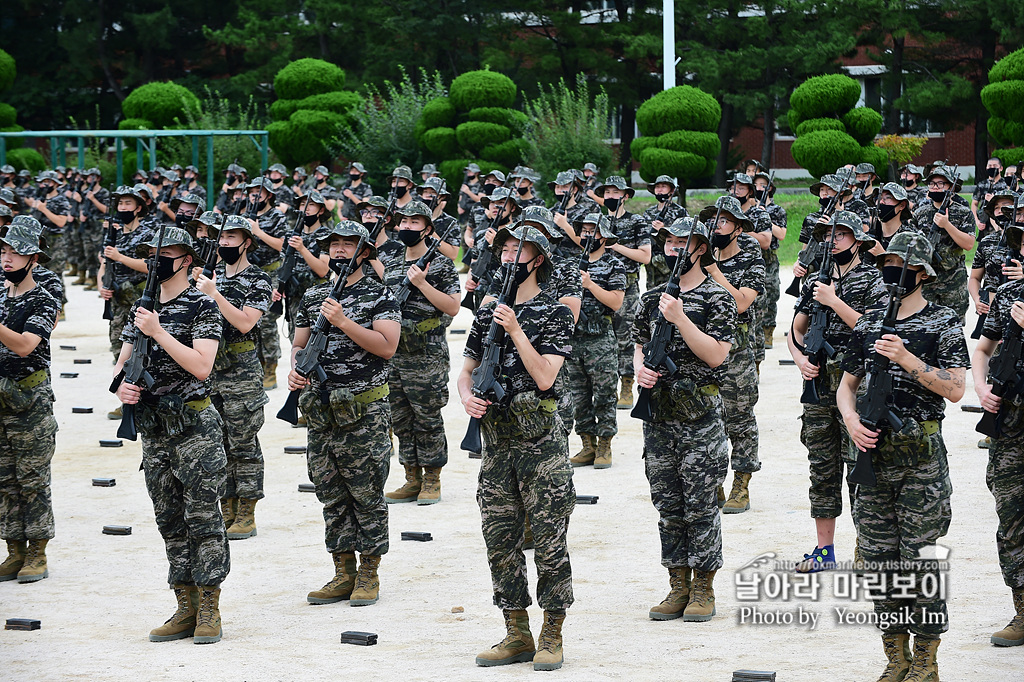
[643,403,728,570]
[987,433,1024,589]
[924,265,968,325]
[564,327,618,437]
[719,344,760,473]
[42,231,66,278]
[479,410,574,612]
[109,284,144,360]
[390,341,449,468]
[614,277,640,377]
[0,386,58,540]
[801,385,855,518]
[83,220,104,277]
[259,266,282,364]
[853,430,951,637]
[306,399,391,556]
[67,221,86,270]
[141,406,231,586]
[762,250,781,335]
[211,353,268,500]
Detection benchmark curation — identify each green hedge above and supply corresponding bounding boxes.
[455,121,511,152]
[421,97,457,129]
[268,109,345,168]
[795,117,846,137]
[118,118,152,130]
[273,58,346,101]
[630,136,658,160]
[843,107,884,146]
[989,47,1024,84]
[480,138,528,168]
[639,147,707,182]
[789,74,861,119]
[791,130,862,179]
[860,144,889,177]
[0,103,15,128]
[122,82,200,128]
[636,85,721,136]
[439,159,507,194]
[787,108,805,135]
[655,130,720,159]
[0,49,14,92]
[468,107,529,136]
[989,117,1024,147]
[270,90,362,123]
[6,147,45,172]
[449,70,516,111]
[994,147,1024,167]
[981,80,1024,124]
[423,127,459,158]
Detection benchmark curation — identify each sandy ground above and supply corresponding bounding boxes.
[4,273,1024,682]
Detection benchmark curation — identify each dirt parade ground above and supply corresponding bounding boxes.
[4,274,1024,682]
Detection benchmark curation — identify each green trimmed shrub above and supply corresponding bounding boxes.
[6,147,45,172]
[791,130,862,179]
[795,117,846,138]
[994,147,1024,167]
[790,74,861,119]
[273,58,346,101]
[421,97,457,129]
[655,130,721,159]
[787,108,805,135]
[268,109,345,168]
[981,80,1024,124]
[122,82,201,128]
[859,144,889,176]
[438,159,507,195]
[989,48,1024,83]
[0,124,23,149]
[843,107,884,146]
[636,85,721,136]
[983,47,1024,164]
[423,127,459,158]
[270,91,362,123]
[468,107,529,135]
[455,121,510,151]
[0,49,14,92]
[449,70,516,111]
[118,118,152,130]
[631,136,658,160]
[480,138,528,168]
[639,148,707,182]
[0,103,15,128]
[988,117,1024,147]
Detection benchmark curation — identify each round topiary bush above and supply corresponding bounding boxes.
[271,91,362,123]
[421,97,457,129]
[630,136,658,161]
[790,74,861,120]
[791,130,863,179]
[118,118,152,131]
[795,117,846,138]
[423,127,459,158]
[787,108,805,136]
[639,148,707,182]
[0,49,15,92]
[6,147,46,172]
[989,117,1024,148]
[122,82,200,128]
[989,48,1024,84]
[455,121,511,151]
[995,147,1024,167]
[480,139,528,168]
[636,85,721,136]
[859,144,889,175]
[273,58,346,101]
[654,130,721,160]
[0,103,16,128]
[842,107,884,146]
[268,109,345,168]
[449,70,517,111]
[467,107,529,136]
[981,80,1024,124]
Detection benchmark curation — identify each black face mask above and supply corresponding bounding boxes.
[516,186,530,196]
[989,168,1000,178]
[350,174,361,182]
[902,178,915,188]
[4,263,31,284]
[604,197,621,212]
[483,183,498,195]
[513,259,538,285]
[116,209,137,224]
[928,190,947,204]
[993,214,1010,228]
[155,254,186,282]
[329,258,347,274]
[664,249,696,276]
[226,174,236,184]
[878,203,898,222]
[882,265,922,293]
[755,189,769,203]
[270,177,282,186]
[218,245,242,265]
[819,196,832,211]
[397,229,425,247]
[393,185,409,200]
[586,237,603,253]
[252,199,266,212]
[833,245,856,266]
[655,193,672,203]
[175,214,192,229]
[303,213,319,227]
[711,231,736,249]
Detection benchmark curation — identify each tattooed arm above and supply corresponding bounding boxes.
[872,332,966,402]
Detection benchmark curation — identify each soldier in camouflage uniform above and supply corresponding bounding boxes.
[0,218,65,305]
[0,218,59,584]
[76,168,110,290]
[632,217,735,624]
[973,157,1009,236]
[727,176,772,370]
[24,171,71,283]
[899,164,928,210]
[642,175,688,290]
[851,162,880,207]
[290,222,400,607]
[465,187,521,304]
[549,170,597,260]
[458,162,484,225]
[698,200,765,513]
[387,165,417,214]
[271,190,332,342]
[63,170,87,283]
[787,211,885,573]
[865,183,920,259]
[970,193,1022,338]
[511,169,545,209]
[181,165,207,204]
[306,165,337,217]
[381,202,460,506]
[753,172,786,347]
[113,227,228,644]
[340,162,373,221]
[194,215,272,541]
[913,166,976,324]
[416,177,462,262]
[791,174,857,289]
[838,232,967,680]
[459,225,575,671]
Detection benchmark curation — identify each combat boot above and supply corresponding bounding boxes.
[616,376,634,410]
[649,566,691,620]
[533,610,565,671]
[992,587,1024,646]
[0,540,26,581]
[876,632,912,681]
[226,499,257,539]
[475,609,535,666]
[594,435,613,469]
[262,362,277,390]
[193,585,222,644]
[716,484,726,509]
[83,276,98,291]
[73,272,88,285]
[683,569,716,621]
[350,554,381,606]
[722,472,751,514]
[570,434,596,466]
[107,405,122,420]
[385,463,422,504]
[67,264,79,278]
[418,467,442,505]
[764,326,775,349]
[17,539,48,583]
[901,636,939,682]
[307,552,357,604]
[220,497,237,529]
[149,584,199,641]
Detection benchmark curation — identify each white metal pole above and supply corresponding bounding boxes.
[663,0,675,90]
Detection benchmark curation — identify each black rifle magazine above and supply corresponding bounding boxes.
[401,532,432,542]
[340,630,377,646]
[92,478,116,487]
[576,495,599,505]
[298,483,316,493]
[99,440,123,448]
[102,525,131,535]
[5,618,41,631]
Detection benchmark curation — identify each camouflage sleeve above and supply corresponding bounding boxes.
[972,183,986,203]
[372,286,402,324]
[243,269,273,314]
[634,215,652,248]
[935,308,970,369]
[557,264,583,301]
[608,259,628,291]
[22,291,58,339]
[705,287,737,346]
[951,204,976,237]
[631,291,656,345]
[739,253,766,295]
[800,213,820,243]
[982,281,1017,340]
[293,289,315,330]
[972,238,989,271]
[751,208,772,234]
[535,303,574,358]
[192,295,223,340]
[838,312,872,378]
[464,302,496,361]
[431,257,461,296]
[120,301,141,343]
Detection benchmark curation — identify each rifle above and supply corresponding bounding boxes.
[460,236,526,453]
[785,243,820,297]
[100,194,120,321]
[797,218,839,405]
[577,234,596,325]
[784,169,853,297]
[972,207,1016,340]
[270,194,312,316]
[850,253,910,486]
[394,222,457,309]
[461,208,504,310]
[276,232,370,425]
[553,190,571,217]
[378,189,399,237]
[755,172,775,208]
[928,164,960,247]
[977,289,1024,438]
[109,219,168,441]
[200,214,225,280]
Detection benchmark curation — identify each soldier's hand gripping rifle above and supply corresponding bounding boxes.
[553,188,572,217]
[797,219,839,405]
[460,236,526,453]
[270,194,312,317]
[461,207,504,311]
[977,289,1024,438]
[200,214,225,280]
[394,222,457,309]
[109,220,168,441]
[785,169,852,297]
[276,233,369,425]
[972,203,1019,340]
[101,193,120,321]
[850,251,911,486]
[928,164,960,247]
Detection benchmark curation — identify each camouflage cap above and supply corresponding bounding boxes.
[356,194,389,212]
[879,182,909,203]
[548,170,582,190]
[306,189,328,208]
[574,212,618,246]
[133,183,155,202]
[17,170,31,178]
[480,187,522,215]
[348,162,367,175]
[160,170,180,184]
[583,163,598,173]
[170,192,207,214]
[313,165,330,177]
[316,220,377,260]
[492,224,554,261]
[0,188,16,205]
[570,169,586,185]
[0,204,11,220]
[900,164,924,176]
[926,165,963,190]
[185,164,200,173]
[483,169,507,184]
[135,226,201,262]
[465,162,481,173]
[293,166,308,178]
[0,164,14,174]
[854,162,877,176]
[226,163,245,175]
[55,166,67,174]
[595,175,635,198]
[86,167,101,177]
[416,177,451,201]
[876,231,935,277]
[1,218,50,263]
[835,167,858,184]
[655,217,714,267]
[520,205,564,243]
[810,174,854,199]
[812,210,876,249]
[247,176,276,195]
[753,171,776,191]
[35,170,59,183]
[219,214,258,251]
[390,199,434,228]
[731,173,755,187]
[112,185,150,215]
[647,174,677,193]
[419,163,439,175]
[170,164,183,172]
[698,196,754,232]
[986,189,1019,217]
[511,166,540,183]
[185,211,223,241]
[387,165,414,184]
[267,163,288,175]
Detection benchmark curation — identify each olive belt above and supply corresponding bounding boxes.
[226,340,257,354]
[185,397,212,412]
[537,398,557,412]
[261,260,283,273]
[697,384,719,397]
[17,369,48,389]
[414,317,442,333]
[920,420,940,436]
[353,384,390,404]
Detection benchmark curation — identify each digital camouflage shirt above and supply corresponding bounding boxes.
[384,248,460,322]
[249,209,287,269]
[214,263,273,345]
[0,283,59,383]
[912,201,975,274]
[973,230,1016,293]
[764,203,787,251]
[983,278,1024,343]
[432,213,462,250]
[840,302,969,423]
[714,234,765,327]
[340,181,374,221]
[120,287,223,403]
[289,223,332,294]
[80,185,111,221]
[114,223,156,288]
[579,250,627,324]
[33,194,72,235]
[643,203,689,287]
[608,212,651,277]
[293,272,401,394]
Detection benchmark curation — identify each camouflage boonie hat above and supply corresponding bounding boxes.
[574,212,618,246]
[293,166,308,178]
[169,164,183,172]
[879,182,909,203]
[136,226,201,262]
[520,205,563,243]
[313,165,330,177]
[481,187,522,215]
[267,163,288,175]
[483,169,506,184]
[387,165,414,184]
[348,162,367,175]
[753,171,776,191]
[306,189,328,208]
[247,176,276,195]
[356,195,389,213]
[876,231,935,277]
[0,204,11,221]
[647,174,677,193]
[170,192,207,214]
[854,163,877,176]
[926,165,961,188]
[595,175,635,198]
[112,185,150,215]
[186,211,223,241]
[835,167,858,184]
[511,166,540,183]
[133,183,155,202]
[85,167,101,177]
[465,162,481,173]
[986,189,1019,217]
[548,170,582,190]
[810,174,854,199]
[656,217,714,267]
[583,163,598,173]
[417,177,451,201]
[419,163,439,176]
[812,210,876,249]
[316,220,377,260]
[185,164,199,173]
[698,196,754,232]
[219,214,258,251]
[17,170,31,178]
[35,170,59,183]
[390,200,434,228]
[1,218,50,263]
[900,164,923,176]
[731,173,755,188]
[0,188,16,205]
[0,164,14,174]
[226,163,246,176]
[491,224,554,282]
[161,170,180,183]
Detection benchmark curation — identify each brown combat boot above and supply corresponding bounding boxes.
[226,499,257,539]
[307,552,358,604]
[570,434,596,466]
[594,435,613,469]
[418,467,442,505]
[0,540,26,581]
[992,588,1024,646]
[193,585,222,644]
[220,498,237,529]
[533,610,566,671]
[649,566,692,620]
[67,264,79,278]
[17,539,48,583]
[83,276,98,291]
[385,463,422,504]
[350,554,381,606]
[616,376,634,410]
[722,472,751,514]
[262,362,277,390]
[73,272,88,285]
[475,609,535,666]
[901,636,939,682]
[149,584,199,641]
[716,484,726,509]
[683,569,716,621]
[107,405,122,420]
[876,633,912,681]
[764,326,775,349]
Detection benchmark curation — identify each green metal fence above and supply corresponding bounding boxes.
[0,129,269,200]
